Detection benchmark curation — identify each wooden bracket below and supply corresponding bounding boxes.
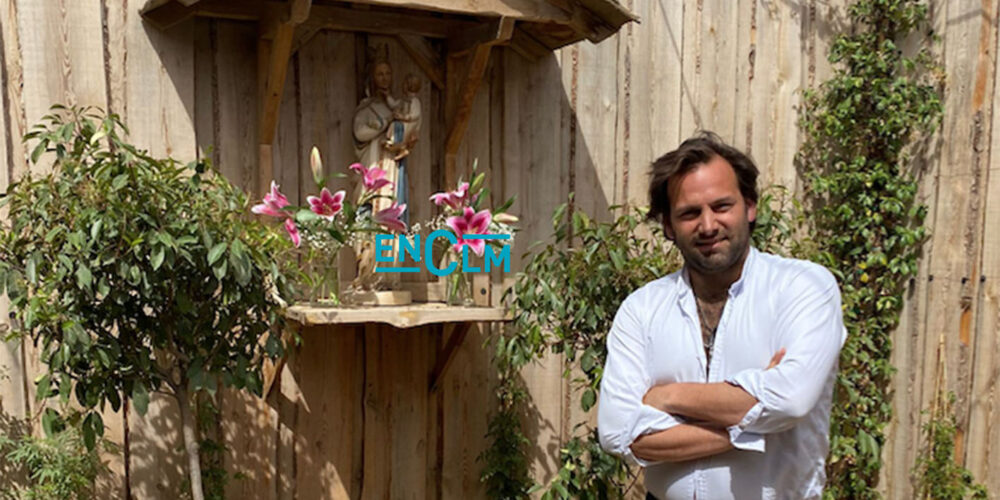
[428,322,472,393]
[447,16,515,57]
[262,325,299,399]
[442,19,514,188]
[397,34,445,90]
[257,0,311,195]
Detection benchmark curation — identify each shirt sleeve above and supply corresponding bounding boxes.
[726,265,847,435]
[597,294,685,467]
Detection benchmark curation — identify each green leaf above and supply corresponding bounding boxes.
[76,264,93,289]
[90,218,103,241]
[580,388,596,412]
[151,247,165,270]
[132,382,150,416]
[41,408,62,437]
[26,255,37,284]
[35,374,51,400]
[83,412,104,451]
[30,139,48,163]
[207,242,227,266]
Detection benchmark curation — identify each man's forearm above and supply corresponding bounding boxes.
[629,423,733,463]
[644,382,757,428]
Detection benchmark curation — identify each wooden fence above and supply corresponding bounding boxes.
[1,0,998,498]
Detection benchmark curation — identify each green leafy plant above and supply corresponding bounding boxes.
[0,106,294,500]
[0,414,112,500]
[481,191,798,498]
[913,391,988,500]
[795,1,945,498]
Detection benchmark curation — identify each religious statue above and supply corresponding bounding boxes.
[350,45,422,294]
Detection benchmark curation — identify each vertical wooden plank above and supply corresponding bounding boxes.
[103,0,127,117]
[625,0,684,206]
[697,0,739,142]
[117,8,198,498]
[439,323,493,499]
[16,0,106,131]
[388,326,430,500]
[273,51,300,207]
[496,48,568,489]
[1,0,27,181]
[0,0,27,426]
[297,31,356,202]
[361,324,390,499]
[886,1,949,495]
[573,37,618,218]
[917,0,991,480]
[770,0,804,190]
[678,0,701,137]
[964,0,1000,489]
[212,20,256,190]
[221,384,278,499]
[293,325,363,499]
[122,9,195,159]
[193,18,217,164]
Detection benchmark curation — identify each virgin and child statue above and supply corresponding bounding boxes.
[351,46,422,291]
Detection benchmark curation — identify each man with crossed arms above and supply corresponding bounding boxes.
[598,132,846,500]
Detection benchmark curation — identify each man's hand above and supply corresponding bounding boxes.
[767,348,786,370]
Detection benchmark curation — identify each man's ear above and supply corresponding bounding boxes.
[661,220,675,241]
[746,199,757,224]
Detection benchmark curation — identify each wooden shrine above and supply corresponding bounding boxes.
[139,1,634,497]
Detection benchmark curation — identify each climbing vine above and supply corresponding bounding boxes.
[795,0,943,497]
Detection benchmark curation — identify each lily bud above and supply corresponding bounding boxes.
[310,146,324,187]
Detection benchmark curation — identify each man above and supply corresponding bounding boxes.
[597,132,846,499]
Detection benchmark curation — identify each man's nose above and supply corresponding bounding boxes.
[698,212,719,234]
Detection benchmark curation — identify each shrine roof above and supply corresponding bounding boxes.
[141,0,638,54]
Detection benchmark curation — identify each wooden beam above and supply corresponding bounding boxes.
[289,0,311,23]
[140,0,197,30]
[444,42,496,186]
[446,16,515,56]
[508,26,549,60]
[396,34,445,90]
[428,322,472,393]
[335,0,571,23]
[300,4,477,39]
[177,0,202,6]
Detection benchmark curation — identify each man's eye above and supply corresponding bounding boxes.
[715,204,732,212]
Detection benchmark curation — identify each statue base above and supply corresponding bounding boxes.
[340,289,413,306]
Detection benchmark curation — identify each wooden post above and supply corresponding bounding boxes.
[256,0,311,196]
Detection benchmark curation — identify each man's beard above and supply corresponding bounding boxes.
[676,227,751,275]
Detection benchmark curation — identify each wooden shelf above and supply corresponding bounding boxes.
[286,302,512,329]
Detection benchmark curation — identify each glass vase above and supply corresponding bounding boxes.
[303,248,340,305]
[446,269,474,306]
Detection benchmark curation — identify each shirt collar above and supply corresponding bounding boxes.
[679,246,757,299]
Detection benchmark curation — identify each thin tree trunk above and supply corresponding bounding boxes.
[175,384,205,500]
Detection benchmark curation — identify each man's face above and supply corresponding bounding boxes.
[662,155,756,275]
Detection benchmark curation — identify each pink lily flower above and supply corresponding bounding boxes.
[373,203,408,233]
[429,182,474,211]
[349,163,393,192]
[307,188,346,221]
[284,218,301,248]
[252,181,290,218]
[446,207,492,257]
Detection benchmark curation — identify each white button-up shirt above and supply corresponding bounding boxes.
[597,247,846,500]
